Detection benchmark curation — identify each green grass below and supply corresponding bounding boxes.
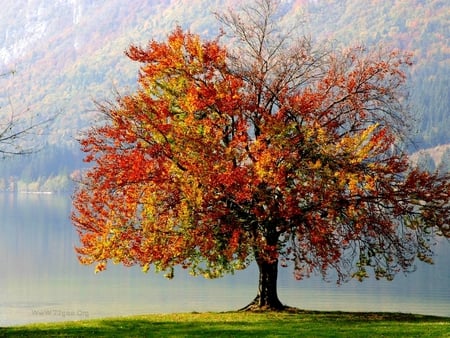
[1,310,449,337]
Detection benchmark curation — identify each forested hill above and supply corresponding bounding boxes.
[0,0,448,191]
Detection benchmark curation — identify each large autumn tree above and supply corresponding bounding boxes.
[72,0,449,310]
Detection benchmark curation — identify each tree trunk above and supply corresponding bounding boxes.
[240,258,285,311]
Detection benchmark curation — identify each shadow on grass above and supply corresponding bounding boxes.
[294,310,448,322]
[1,320,269,337]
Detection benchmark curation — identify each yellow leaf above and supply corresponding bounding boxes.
[142,264,150,273]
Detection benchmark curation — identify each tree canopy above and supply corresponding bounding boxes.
[72,0,449,310]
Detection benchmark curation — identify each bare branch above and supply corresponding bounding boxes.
[0,71,55,156]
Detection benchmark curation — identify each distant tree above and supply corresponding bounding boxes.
[72,0,450,310]
[0,71,52,157]
[438,147,450,174]
[416,152,436,172]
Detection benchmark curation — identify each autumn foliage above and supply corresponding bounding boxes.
[72,4,449,309]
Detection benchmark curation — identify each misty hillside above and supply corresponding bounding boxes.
[0,0,448,190]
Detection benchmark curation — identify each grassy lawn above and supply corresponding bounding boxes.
[1,310,449,337]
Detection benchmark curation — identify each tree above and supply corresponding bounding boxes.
[438,147,450,174]
[72,0,450,310]
[0,71,52,157]
[416,151,436,172]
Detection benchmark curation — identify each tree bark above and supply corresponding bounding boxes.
[240,258,285,311]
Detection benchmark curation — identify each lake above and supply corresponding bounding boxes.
[1,193,449,326]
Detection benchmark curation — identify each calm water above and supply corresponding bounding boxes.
[1,193,449,326]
